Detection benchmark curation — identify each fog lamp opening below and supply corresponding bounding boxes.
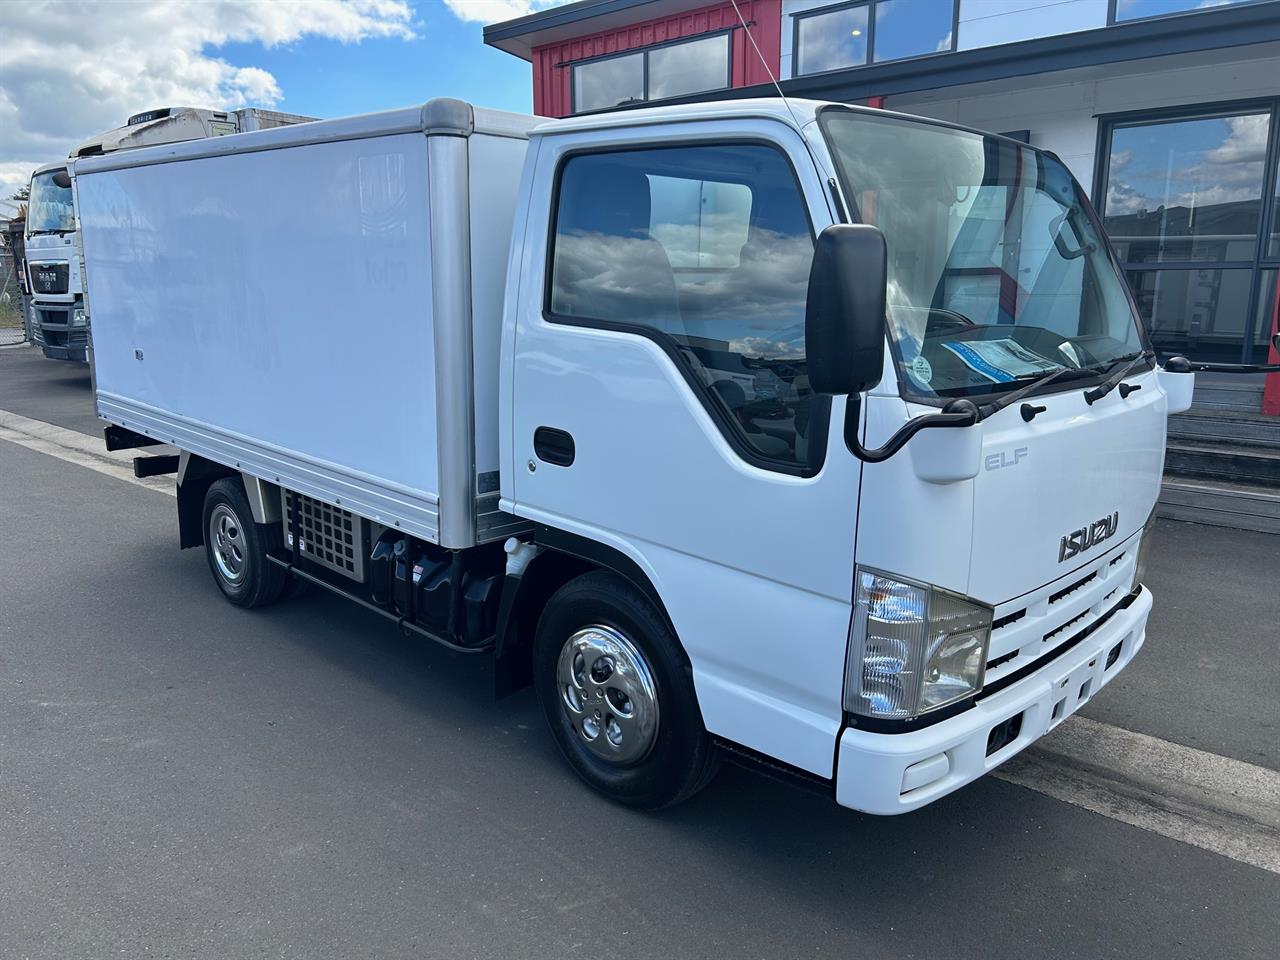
[985,711,1024,757]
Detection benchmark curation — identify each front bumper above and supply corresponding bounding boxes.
[33,302,88,363]
[835,585,1151,814]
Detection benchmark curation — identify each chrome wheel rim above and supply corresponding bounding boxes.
[555,624,659,766]
[209,503,247,585]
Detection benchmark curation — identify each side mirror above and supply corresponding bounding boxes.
[805,223,887,396]
[1159,356,1195,415]
[51,169,72,189]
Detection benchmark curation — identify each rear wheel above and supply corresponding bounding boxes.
[534,570,718,809]
[202,478,286,608]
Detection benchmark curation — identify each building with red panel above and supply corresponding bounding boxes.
[488,0,782,118]
[487,0,1280,530]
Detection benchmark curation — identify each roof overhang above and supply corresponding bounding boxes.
[605,2,1280,106]
[484,0,709,60]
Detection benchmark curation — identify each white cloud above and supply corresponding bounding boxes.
[1204,114,1269,165]
[441,0,573,25]
[0,0,414,198]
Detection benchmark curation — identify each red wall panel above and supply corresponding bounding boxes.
[531,0,782,118]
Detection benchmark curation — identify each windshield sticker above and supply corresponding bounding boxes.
[909,354,933,385]
[941,339,1062,383]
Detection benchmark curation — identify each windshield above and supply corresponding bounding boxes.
[27,170,76,234]
[820,110,1147,401]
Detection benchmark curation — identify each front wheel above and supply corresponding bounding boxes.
[534,571,719,809]
[201,478,286,609]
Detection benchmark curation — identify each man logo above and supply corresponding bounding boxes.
[1059,512,1119,563]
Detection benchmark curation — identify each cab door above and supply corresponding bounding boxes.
[505,119,861,777]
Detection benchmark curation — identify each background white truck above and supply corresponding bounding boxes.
[24,107,314,362]
[74,96,1205,813]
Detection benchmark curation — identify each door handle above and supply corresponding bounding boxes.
[534,427,575,467]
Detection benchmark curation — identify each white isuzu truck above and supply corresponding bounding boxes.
[72,97,1204,813]
[25,107,313,361]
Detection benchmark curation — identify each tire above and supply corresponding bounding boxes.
[534,570,719,809]
[201,477,287,609]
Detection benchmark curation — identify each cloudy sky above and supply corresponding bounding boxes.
[0,0,573,198]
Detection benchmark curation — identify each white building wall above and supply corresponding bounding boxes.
[888,49,1280,194]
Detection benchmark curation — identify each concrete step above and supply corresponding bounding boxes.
[1166,440,1280,484]
[1168,409,1280,448]
[1158,476,1280,534]
[1190,380,1264,413]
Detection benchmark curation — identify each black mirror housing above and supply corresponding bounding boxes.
[51,169,72,189]
[805,223,888,396]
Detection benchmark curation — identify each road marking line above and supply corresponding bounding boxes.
[995,716,1280,875]
[4,407,1279,873]
[0,407,174,497]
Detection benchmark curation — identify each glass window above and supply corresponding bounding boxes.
[573,52,643,113]
[797,4,869,75]
[796,1,956,75]
[648,176,753,268]
[1103,112,1271,263]
[550,145,817,467]
[958,0,1106,51]
[571,34,730,114]
[822,109,1146,402]
[874,0,953,63]
[648,33,730,100]
[1113,0,1255,23]
[1125,268,1255,364]
[26,170,76,234]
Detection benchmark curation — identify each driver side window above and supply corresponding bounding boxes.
[548,143,819,470]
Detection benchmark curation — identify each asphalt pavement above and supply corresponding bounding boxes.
[1,344,1278,959]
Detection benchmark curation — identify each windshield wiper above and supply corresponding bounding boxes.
[1083,350,1154,405]
[976,364,1088,422]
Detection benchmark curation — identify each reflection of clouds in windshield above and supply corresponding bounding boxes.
[552,227,812,356]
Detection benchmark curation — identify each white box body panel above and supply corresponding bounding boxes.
[75,102,535,545]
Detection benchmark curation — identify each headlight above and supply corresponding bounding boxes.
[70,305,87,327]
[1131,509,1158,593]
[846,568,992,720]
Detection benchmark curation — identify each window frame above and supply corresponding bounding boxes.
[568,30,734,116]
[541,139,831,478]
[791,0,959,79]
[1092,97,1280,363]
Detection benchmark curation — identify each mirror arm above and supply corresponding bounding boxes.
[844,398,979,464]
[1165,354,1280,374]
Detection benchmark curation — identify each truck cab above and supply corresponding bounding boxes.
[24,162,84,360]
[502,100,1191,811]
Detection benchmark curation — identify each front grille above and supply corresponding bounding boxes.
[982,534,1137,689]
[36,308,86,347]
[283,491,364,581]
[31,263,69,294]
[1048,571,1095,605]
